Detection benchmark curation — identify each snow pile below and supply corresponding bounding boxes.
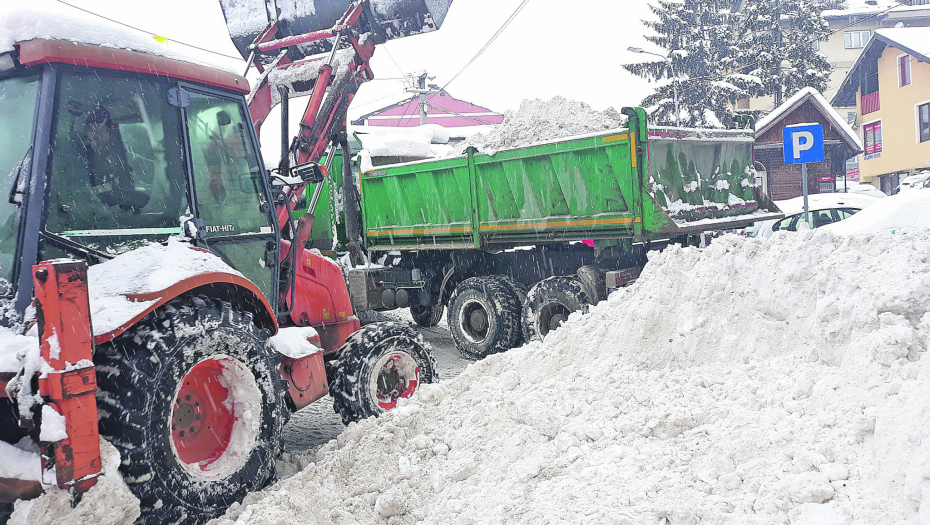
[211,228,930,524]
[0,2,232,72]
[10,439,140,525]
[87,236,243,334]
[825,190,930,235]
[0,439,41,482]
[456,96,625,155]
[0,328,37,374]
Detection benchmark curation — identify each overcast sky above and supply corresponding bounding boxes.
[63,0,661,158]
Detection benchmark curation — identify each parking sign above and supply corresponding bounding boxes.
[783,124,825,165]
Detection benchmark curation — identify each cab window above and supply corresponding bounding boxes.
[186,92,270,236]
[43,70,187,258]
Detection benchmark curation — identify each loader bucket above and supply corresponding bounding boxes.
[220,0,454,61]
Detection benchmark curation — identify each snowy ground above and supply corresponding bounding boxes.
[12,226,930,524]
[278,314,470,475]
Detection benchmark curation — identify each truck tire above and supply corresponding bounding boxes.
[410,304,444,327]
[487,275,528,347]
[522,276,592,342]
[94,296,289,525]
[328,322,436,425]
[447,276,522,359]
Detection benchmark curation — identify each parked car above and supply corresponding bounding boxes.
[894,171,930,194]
[824,190,930,235]
[748,193,882,238]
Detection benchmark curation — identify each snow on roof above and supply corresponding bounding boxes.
[755,87,863,152]
[0,1,235,72]
[833,26,930,106]
[873,27,930,63]
[823,0,901,17]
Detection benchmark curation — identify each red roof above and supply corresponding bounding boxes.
[356,92,504,128]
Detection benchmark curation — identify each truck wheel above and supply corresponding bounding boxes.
[94,296,289,525]
[447,277,522,359]
[488,275,528,347]
[522,276,591,342]
[328,322,436,425]
[410,304,444,327]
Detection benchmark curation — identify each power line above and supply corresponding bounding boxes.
[53,0,245,62]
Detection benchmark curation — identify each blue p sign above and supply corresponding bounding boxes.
[783,124,825,165]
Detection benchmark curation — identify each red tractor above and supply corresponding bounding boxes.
[0,1,453,522]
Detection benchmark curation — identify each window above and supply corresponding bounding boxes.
[0,74,41,294]
[836,208,859,220]
[919,102,930,144]
[844,31,870,49]
[44,70,188,259]
[899,55,912,87]
[847,112,857,126]
[863,121,883,156]
[184,89,276,299]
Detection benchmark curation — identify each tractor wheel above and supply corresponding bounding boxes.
[328,322,436,425]
[94,296,289,525]
[522,276,592,342]
[410,304,444,328]
[447,276,522,360]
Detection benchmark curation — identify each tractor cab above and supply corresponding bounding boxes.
[0,39,280,324]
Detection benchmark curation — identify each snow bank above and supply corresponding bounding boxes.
[456,96,625,155]
[825,190,930,235]
[211,228,930,524]
[10,439,140,525]
[0,2,233,72]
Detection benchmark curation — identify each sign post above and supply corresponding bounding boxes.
[783,124,825,226]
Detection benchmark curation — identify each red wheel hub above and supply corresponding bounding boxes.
[171,359,235,469]
[375,353,419,411]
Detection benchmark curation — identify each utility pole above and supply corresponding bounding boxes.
[405,72,437,126]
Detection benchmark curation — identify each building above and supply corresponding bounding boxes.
[753,87,863,200]
[740,0,930,118]
[351,91,504,133]
[832,27,930,193]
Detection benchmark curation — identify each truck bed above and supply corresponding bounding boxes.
[358,124,780,251]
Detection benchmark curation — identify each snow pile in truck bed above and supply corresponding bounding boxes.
[211,228,930,524]
[455,96,625,155]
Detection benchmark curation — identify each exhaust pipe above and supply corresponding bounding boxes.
[220,0,454,61]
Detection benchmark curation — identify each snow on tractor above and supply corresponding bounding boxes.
[0,0,453,523]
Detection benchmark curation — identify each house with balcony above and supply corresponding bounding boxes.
[738,0,930,120]
[832,27,930,193]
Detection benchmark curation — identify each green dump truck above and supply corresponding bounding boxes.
[306,107,781,358]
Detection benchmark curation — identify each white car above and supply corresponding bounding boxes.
[824,190,930,235]
[894,171,930,193]
[749,193,882,238]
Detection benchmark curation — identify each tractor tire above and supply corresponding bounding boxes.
[327,322,436,425]
[94,296,289,525]
[410,304,444,328]
[447,276,522,360]
[522,276,592,342]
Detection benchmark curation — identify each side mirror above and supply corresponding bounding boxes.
[292,162,326,184]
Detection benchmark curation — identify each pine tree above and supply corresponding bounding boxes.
[624,0,758,128]
[735,0,834,106]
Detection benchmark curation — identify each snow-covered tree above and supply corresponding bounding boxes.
[734,0,833,105]
[624,0,758,128]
